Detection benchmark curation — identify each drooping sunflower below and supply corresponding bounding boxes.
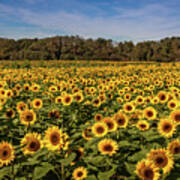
[143,107,157,120]
[48,109,60,119]
[103,117,118,132]
[98,139,118,156]
[16,101,28,113]
[44,126,63,151]
[158,119,176,138]
[167,139,180,155]
[21,133,42,155]
[0,142,15,166]
[92,122,108,137]
[136,120,150,131]
[73,166,87,180]
[32,98,43,109]
[82,127,93,141]
[135,159,160,180]
[62,94,73,106]
[147,149,174,174]
[170,109,180,125]
[5,108,15,119]
[20,109,37,126]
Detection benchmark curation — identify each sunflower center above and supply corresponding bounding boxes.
[170,103,175,108]
[175,114,180,122]
[77,171,83,177]
[147,111,153,117]
[107,122,114,129]
[140,124,146,128]
[25,113,33,122]
[144,168,154,179]
[0,148,11,160]
[155,156,168,167]
[104,144,113,152]
[163,124,172,132]
[160,95,166,100]
[96,127,104,134]
[29,140,40,152]
[65,97,71,103]
[174,146,180,154]
[117,118,125,125]
[6,111,13,117]
[127,105,132,111]
[35,101,40,106]
[50,133,60,145]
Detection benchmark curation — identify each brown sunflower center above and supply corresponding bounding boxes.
[163,123,172,132]
[174,146,180,154]
[160,94,166,101]
[0,147,11,160]
[50,132,60,145]
[117,118,125,125]
[6,110,13,118]
[106,122,114,130]
[127,105,132,111]
[28,140,40,152]
[140,124,146,129]
[35,101,40,106]
[103,144,113,152]
[174,114,180,122]
[25,113,33,122]
[144,168,154,179]
[77,171,83,177]
[96,126,105,134]
[155,156,168,168]
[147,111,153,117]
[170,103,175,108]
[65,97,71,103]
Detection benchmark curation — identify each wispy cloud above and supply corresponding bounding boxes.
[0,2,180,42]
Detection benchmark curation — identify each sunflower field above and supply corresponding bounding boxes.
[0,61,180,180]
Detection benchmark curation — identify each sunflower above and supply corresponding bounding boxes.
[55,96,62,104]
[124,93,131,101]
[170,109,180,125]
[32,98,43,109]
[5,108,15,119]
[16,101,28,113]
[143,107,157,120]
[21,133,42,155]
[103,117,118,132]
[44,126,63,151]
[0,142,15,166]
[92,98,101,107]
[167,139,180,155]
[92,122,108,137]
[20,109,37,126]
[5,90,13,98]
[82,127,93,141]
[94,113,103,122]
[157,91,168,104]
[135,95,144,105]
[73,92,84,103]
[167,100,178,110]
[147,149,174,174]
[113,112,128,128]
[98,139,118,156]
[62,94,73,106]
[135,159,160,180]
[136,120,150,131]
[73,167,87,180]
[48,109,60,119]
[123,102,135,113]
[158,119,176,138]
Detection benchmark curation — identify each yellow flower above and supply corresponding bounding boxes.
[20,109,37,126]
[73,167,87,180]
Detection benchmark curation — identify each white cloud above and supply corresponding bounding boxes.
[0,2,180,42]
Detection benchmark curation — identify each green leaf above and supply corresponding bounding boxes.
[98,168,116,180]
[125,162,136,176]
[34,162,54,180]
[0,167,10,179]
[86,175,97,180]
[128,149,149,162]
[59,152,76,166]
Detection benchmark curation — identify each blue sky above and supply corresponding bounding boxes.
[0,0,180,42]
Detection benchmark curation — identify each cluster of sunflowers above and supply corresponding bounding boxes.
[0,61,180,179]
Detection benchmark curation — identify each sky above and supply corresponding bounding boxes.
[0,0,180,42]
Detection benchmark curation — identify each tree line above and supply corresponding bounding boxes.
[0,36,180,61]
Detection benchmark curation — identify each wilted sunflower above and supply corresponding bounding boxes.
[44,126,63,151]
[92,122,108,137]
[73,166,87,180]
[82,127,93,141]
[98,139,118,156]
[32,98,43,109]
[62,94,73,106]
[21,133,42,155]
[143,107,157,120]
[147,149,174,174]
[113,112,128,128]
[16,101,28,113]
[167,139,180,155]
[5,108,15,119]
[0,142,15,166]
[170,109,180,125]
[136,120,150,131]
[48,109,60,119]
[158,119,176,138]
[135,159,160,180]
[20,109,37,126]
[103,117,118,132]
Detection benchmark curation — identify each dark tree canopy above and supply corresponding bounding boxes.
[0,36,180,61]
